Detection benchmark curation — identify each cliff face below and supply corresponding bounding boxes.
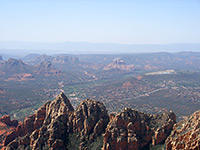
[0,116,18,128]
[102,108,176,150]
[68,99,109,149]
[4,92,199,150]
[3,92,74,150]
[165,110,200,150]
[0,116,18,149]
[2,93,109,150]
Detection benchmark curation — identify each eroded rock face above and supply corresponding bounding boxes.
[0,115,18,127]
[2,92,180,150]
[0,116,17,149]
[103,108,176,150]
[165,110,200,150]
[68,99,109,149]
[3,93,109,150]
[4,92,74,150]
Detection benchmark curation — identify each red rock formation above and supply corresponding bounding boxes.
[2,93,182,150]
[34,61,62,75]
[103,108,176,150]
[165,110,200,150]
[68,99,109,149]
[103,58,136,71]
[3,93,109,150]
[144,64,158,70]
[3,92,74,150]
[0,115,18,127]
[0,119,16,149]
[4,73,35,82]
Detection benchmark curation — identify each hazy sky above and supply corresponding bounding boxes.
[0,0,200,44]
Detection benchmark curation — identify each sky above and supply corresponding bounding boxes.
[0,0,200,44]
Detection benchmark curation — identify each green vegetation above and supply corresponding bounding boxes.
[66,133,103,150]
[66,133,80,150]
[1,53,200,122]
[87,136,103,150]
[150,144,166,150]
[10,101,44,121]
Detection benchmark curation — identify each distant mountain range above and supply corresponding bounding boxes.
[0,41,200,55]
[0,53,82,78]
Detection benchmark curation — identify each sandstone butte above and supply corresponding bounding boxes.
[0,92,199,150]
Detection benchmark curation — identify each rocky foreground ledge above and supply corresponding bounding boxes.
[0,92,199,150]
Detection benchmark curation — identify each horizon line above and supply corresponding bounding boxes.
[0,40,200,45]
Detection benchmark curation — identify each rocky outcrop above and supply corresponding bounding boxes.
[31,54,80,66]
[68,99,109,149]
[103,58,136,71]
[0,116,17,149]
[3,92,74,150]
[4,73,35,82]
[2,59,26,68]
[34,61,61,75]
[0,58,32,75]
[2,92,181,150]
[165,110,200,150]
[3,93,109,150]
[53,56,80,65]
[103,108,176,150]
[0,58,63,78]
[0,115,18,127]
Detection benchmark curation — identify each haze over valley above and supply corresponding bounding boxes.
[1,52,200,122]
[0,1,200,149]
